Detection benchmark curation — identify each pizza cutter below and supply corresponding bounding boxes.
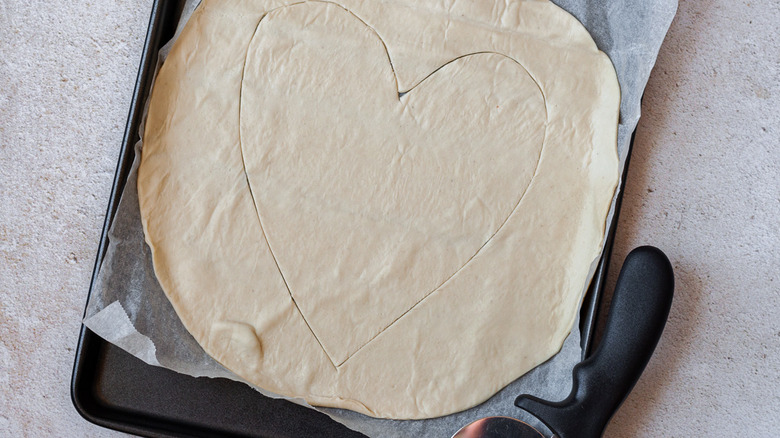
[452,246,674,438]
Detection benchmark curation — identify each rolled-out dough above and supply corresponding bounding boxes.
[139,0,619,419]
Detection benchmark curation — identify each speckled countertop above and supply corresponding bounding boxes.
[1,0,778,436]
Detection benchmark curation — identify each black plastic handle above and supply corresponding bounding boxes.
[515,246,674,438]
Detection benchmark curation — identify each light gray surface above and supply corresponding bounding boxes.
[1,0,778,437]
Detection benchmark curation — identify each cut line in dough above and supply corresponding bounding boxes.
[238,1,548,366]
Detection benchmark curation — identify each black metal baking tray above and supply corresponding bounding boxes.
[71,1,633,436]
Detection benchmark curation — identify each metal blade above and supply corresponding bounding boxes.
[451,416,548,438]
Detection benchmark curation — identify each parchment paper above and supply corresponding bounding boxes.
[84,0,677,436]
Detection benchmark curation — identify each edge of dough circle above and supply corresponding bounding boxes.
[139,0,620,420]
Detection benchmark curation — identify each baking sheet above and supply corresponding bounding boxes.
[83,0,677,436]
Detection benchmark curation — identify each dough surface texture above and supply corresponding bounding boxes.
[139,0,619,419]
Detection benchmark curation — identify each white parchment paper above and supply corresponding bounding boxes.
[84,0,677,436]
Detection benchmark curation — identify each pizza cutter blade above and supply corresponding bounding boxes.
[452,416,546,438]
[452,246,674,438]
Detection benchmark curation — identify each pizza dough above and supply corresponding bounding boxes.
[138,0,619,419]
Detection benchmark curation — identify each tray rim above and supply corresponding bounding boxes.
[70,0,634,435]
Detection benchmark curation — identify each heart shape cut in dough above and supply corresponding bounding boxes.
[239,2,547,366]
